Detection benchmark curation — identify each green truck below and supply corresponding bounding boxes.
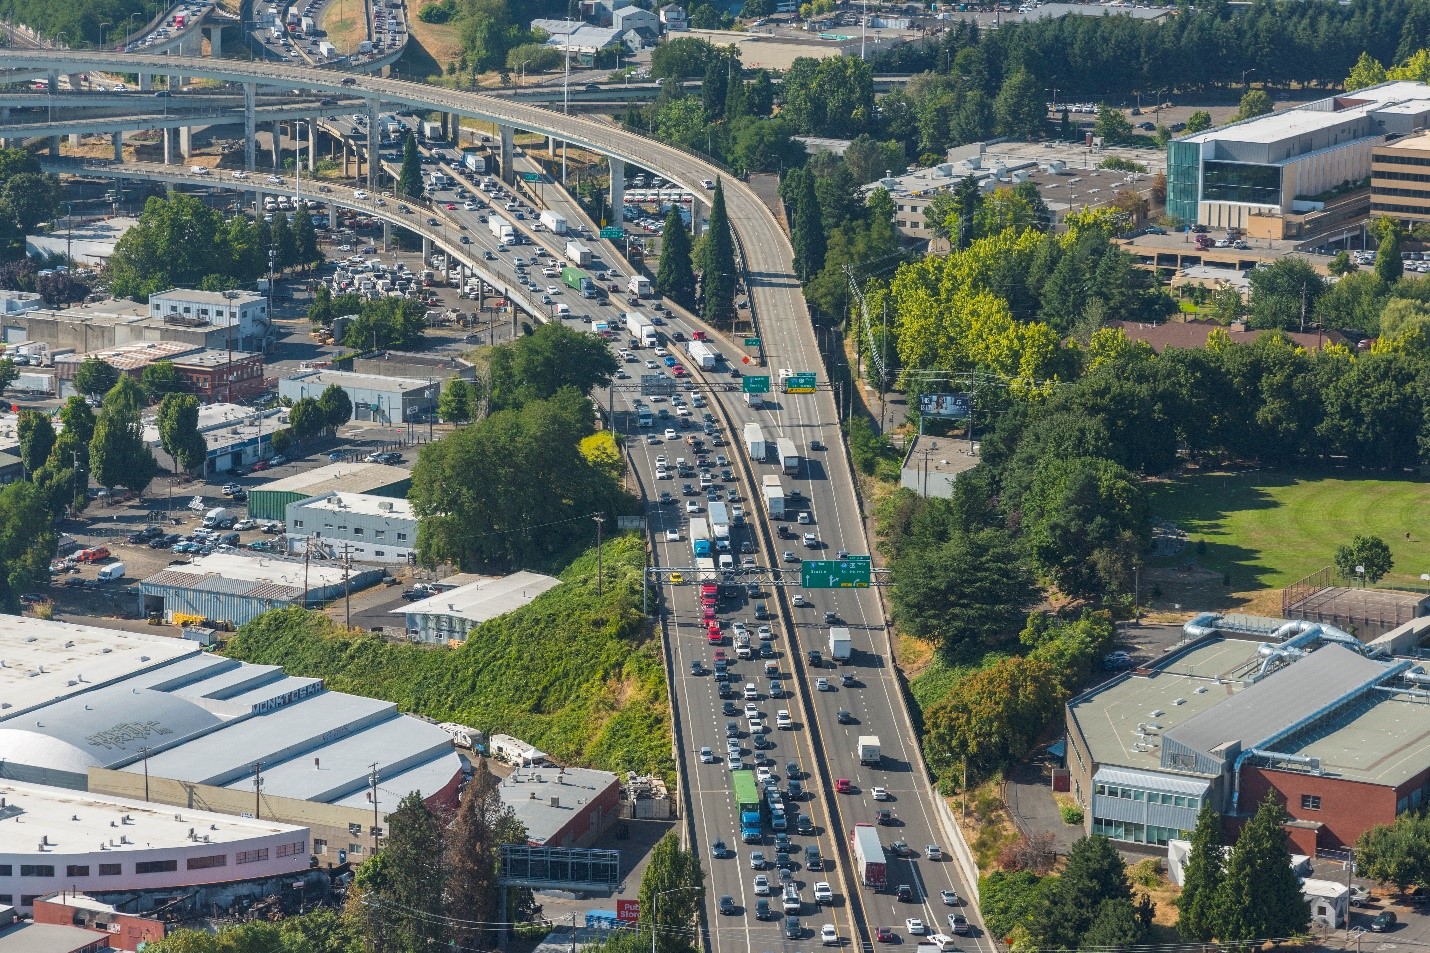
[561,266,597,299]
[733,770,763,843]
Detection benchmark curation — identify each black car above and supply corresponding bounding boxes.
[788,779,804,799]
[1372,911,1398,932]
[784,916,802,939]
[837,709,855,725]
[712,839,731,858]
[584,82,601,91]
[896,884,914,902]
[755,899,774,920]
[723,700,740,716]
[718,895,737,915]
[808,650,823,667]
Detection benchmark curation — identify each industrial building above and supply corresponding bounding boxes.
[0,619,464,867]
[344,349,476,385]
[285,491,419,564]
[1064,613,1430,852]
[53,341,198,397]
[142,403,286,476]
[147,289,270,352]
[137,551,384,627]
[0,292,267,357]
[395,571,563,644]
[24,216,138,268]
[0,781,312,915]
[499,766,621,848]
[244,461,411,521]
[278,369,438,425]
[0,913,109,953]
[1166,81,1430,234]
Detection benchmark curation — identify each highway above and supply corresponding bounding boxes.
[0,49,987,953]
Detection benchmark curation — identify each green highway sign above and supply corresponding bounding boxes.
[801,556,872,589]
[600,226,626,239]
[520,172,543,182]
[744,337,762,347]
[785,373,817,394]
[742,375,771,394]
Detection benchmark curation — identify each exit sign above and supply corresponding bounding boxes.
[744,337,762,347]
[784,373,817,394]
[801,556,872,589]
[520,171,542,182]
[600,226,625,239]
[742,375,770,394]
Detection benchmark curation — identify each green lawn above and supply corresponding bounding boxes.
[1148,471,1430,592]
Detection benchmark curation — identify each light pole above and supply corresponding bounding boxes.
[593,513,606,594]
[222,290,240,401]
[1241,68,1256,89]
[267,248,277,344]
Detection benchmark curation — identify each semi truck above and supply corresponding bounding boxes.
[829,627,852,662]
[709,502,730,544]
[562,266,598,298]
[734,770,764,843]
[744,423,766,461]
[858,735,881,766]
[628,274,652,298]
[317,39,337,57]
[687,340,718,371]
[420,120,444,142]
[300,15,315,33]
[625,312,657,348]
[462,151,486,174]
[565,239,593,266]
[690,517,715,579]
[487,214,516,244]
[851,823,887,888]
[539,210,568,234]
[777,438,800,475]
[762,474,785,519]
[356,39,374,54]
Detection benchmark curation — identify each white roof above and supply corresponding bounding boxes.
[284,368,435,393]
[150,288,265,306]
[294,491,415,520]
[396,571,562,623]
[146,551,351,588]
[0,779,305,854]
[1183,81,1430,146]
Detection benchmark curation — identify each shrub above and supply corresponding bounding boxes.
[1059,802,1084,825]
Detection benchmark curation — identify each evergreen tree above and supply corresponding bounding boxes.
[1080,898,1142,949]
[655,206,696,308]
[1374,216,1404,284]
[1176,802,1225,940]
[1032,835,1131,949]
[1213,795,1311,942]
[348,792,448,953]
[294,203,320,269]
[792,168,826,282]
[17,409,55,477]
[702,179,738,329]
[271,211,297,272]
[398,132,422,199]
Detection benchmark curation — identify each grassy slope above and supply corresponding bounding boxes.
[224,535,673,779]
[1148,471,1430,590]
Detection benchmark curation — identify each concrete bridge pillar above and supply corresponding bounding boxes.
[499,124,514,186]
[139,72,152,91]
[69,133,80,149]
[66,75,84,93]
[112,131,123,161]
[46,72,58,93]
[162,128,171,165]
[367,102,380,188]
[271,122,282,168]
[206,24,223,57]
[609,156,624,227]
[168,74,181,92]
[244,83,256,170]
[49,135,59,157]
[179,125,192,159]
[383,218,391,251]
[307,119,317,172]
[422,235,431,262]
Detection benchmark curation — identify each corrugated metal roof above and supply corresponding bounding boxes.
[1094,767,1211,796]
[140,569,301,601]
[1162,645,1390,763]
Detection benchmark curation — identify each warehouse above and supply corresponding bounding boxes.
[0,619,465,865]
[245,461,411,521]
[137,551,384,627]
[1064,615,1430,851]
[278,369,438,425]
[499,766,621,849]
[395,571,562,644]
[142,403,286,476]
[286,491,418,564]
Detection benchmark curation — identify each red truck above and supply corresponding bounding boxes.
[851,823,887,889]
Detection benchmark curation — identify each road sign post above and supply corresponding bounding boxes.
[785,373,817,394]
[800,557,872,589]
[742,375,771,394]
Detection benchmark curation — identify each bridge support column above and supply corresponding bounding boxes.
[422,236,431,262]
[112,131,123,162]
[271,122,282,168]
[383,218,391,252]
[367,103,380,189]
[179,126,192,159]
[46,72,57,93]
[609,157,624,227]
[168,74,181,93]
[243,83,256,170]
[49,136,59,157]
[139,73,152,91]
[162,129,172,165]
[307,120,317,172]
[66,75,84,94]
[499,124,514,186]
[69,133,80,149]
[206,24,223,57]
[341,140,350,177]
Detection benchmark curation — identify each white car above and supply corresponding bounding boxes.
[665,528,680,542]
[702,178,716,189]
[816,677,831,691]
[655,455,668,467]
[231,170,249,179]
[753,875,771,895]
[232,519,258,531]
[813,882,833,904]
[906,919,926,936]
[926,845,943,860]
[744,702,759,718]
[732,622,748,639]
[872,787,890,801]
[699,746,715,763]
[354,189,369,199]
[821,925,839,946]
[464,201,477,210]
[665,429,678,441]
[776,710,792,729]
[757,765,773,783]
[686,500,700,514]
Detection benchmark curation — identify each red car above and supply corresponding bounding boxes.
[446,203,457,209]
[672,365,686,376]
[707,629,722,644]
[835,778,852,794]
[875,927,896,943]
[250,460,270,472]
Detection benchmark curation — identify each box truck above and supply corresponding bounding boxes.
[539,210,568,234]
[487,214,516,244]
[829,626,851,662]
[709,502,730,543]
[625,312,656,347]
[462,151,486,174]
[851,823,887,888]
[565,239,593,266]
[687,340,718,371]
[562,267,597,298]
[628,274,652,298]
[744,423,766,461]
[357,39,374,54]
[858,735,881,766]
[777,437,800,474]
[317,39,337,57]
[420,120,443,141]
[762,475,785,519]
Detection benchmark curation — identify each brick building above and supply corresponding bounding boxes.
[170,349,267,401]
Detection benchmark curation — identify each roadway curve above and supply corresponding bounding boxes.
[0,48,987,953]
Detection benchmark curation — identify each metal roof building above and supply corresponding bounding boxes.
[499,766,622,849]
[395,571,562,644]
[245,461,411,520]
[138,552,384,627]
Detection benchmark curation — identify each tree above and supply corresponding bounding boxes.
[0,481,58,614]
[638,832,705,953]
[504,42,561,73]
[347,792,448,953]
[844,134,907,186]
[344,297,428,351]
[1333,534,1394,584]
[792,170,826,283]
[140,360,183,401]
[994,68,1046,140]
[891,527,1035,657]
[157,393,208,475]
[1094,104,1135,144]
[447,759,528,950]
[1185,110,1214,133]
[1374,215,1405,284]
[655,206,696,308]
[1234,88,1275,122]
[922,655,1064,781]
[1176,802,1225,940]
[17,409,55,477]
[438,377,477,423]
[398,132,422,199]
[981,870,1045,941]
[1032,836,1133,950]
[1248,257,1326,329]
[36,269,90,307]
[701,180,738,329]
[1355,812,1430,891]
[318,384,353,434]
[0,358,14,398]
[1328,250,1357,276]
[106,194,263,300]
[288,397,327,443]
[1213,795,1310,941]
[487,322,620,414]
[73,357,120,398]
[294,203,320,268]
[649,36,719,80]
[1019,455,1148,601]
[89,379,158,493]
[1346,51,1388,90]
[1080,899,1142,949]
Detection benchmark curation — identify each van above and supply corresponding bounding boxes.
[97,562,126,582]
[927,934,958,952]
[189,165,209,175]
[202,507,233,529]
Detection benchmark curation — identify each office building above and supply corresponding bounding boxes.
[147,289,270,351]
[278,369,438,425]
[285,491,418,564]
[244,461,411,521]
[1371,129,1430,224]
[395,571,562,644]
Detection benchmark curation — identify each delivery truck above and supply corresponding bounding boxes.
[357,39,373,54]
[565,239,592,266]
[628,274,652,298]
[539,210,568,234]
[744,423,766,461]
[487,214,516,244]
[562,266,597,298]
[687,340,718,371]
[777,437,800,475]
[462,151,486,174]
[625,312,657,348]
[857,735,881,766]
[851,823,887,888]
[734,770,764,843]
[420,120,444,142]
[317,40,337,57]
[709,502,730,544]
[829,627,851,662]
[762,474,785,519]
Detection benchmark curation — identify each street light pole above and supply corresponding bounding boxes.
[594,513,605,595]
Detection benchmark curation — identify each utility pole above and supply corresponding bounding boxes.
[369,763,381,854]
[252,762,263,819]
[303,536,312,609]
[342,542,352,629]
[593,514,606,595]
[141,746,150,802]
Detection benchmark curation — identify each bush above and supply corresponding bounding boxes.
[1129,857,1163,888]
[1058,802,1084,825]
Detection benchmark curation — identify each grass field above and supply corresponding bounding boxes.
[1148,471,1430,598]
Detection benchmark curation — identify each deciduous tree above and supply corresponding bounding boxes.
[638,832,705,953]
[1355,812,1430,891]
[73,356,120,398]
[89,379,157,493]
[288,397,327,443]
[1333,534,1394,584]
[319,384,353,434]
[922,655,1063,780]
[17,409,54,476]
[438,377,477,423]
[157,393,208,475]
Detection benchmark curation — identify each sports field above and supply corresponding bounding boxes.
[1148,471,1430,593]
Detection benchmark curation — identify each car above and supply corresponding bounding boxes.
[947,914,969,935]
[1104,651,1134,669]
[838,708,856,725]
[818,924,839,946]
[906,919,926,936]
[744,683,759,701]
[1371,911,1398,932]
[875,927,896,943]
[896,884,914,902]
[712,839,731,858]
[777,710,792,729]
[785,916,803,940]
[699,746,715,762]
[753,875,771,895]
[876,810,895,826]
[727,753,742,770]
[940,890,961,906]
[750,850,767,869]
[221,482,242,495]
[872,787,890,801]
[755,898,774,920]
[841,671,857,687]
[669,572,684,584]
[793,593,806,607]
[783,550,798,563]
[719,895,737,915]
[890,840,912,857]
[804,532,819,547]
[665,528,680,542]
[816,677,831,692]
[1348,885,1371,907]
[926,845,943,861]
[834,778,852,794]
[812,882,833,905]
